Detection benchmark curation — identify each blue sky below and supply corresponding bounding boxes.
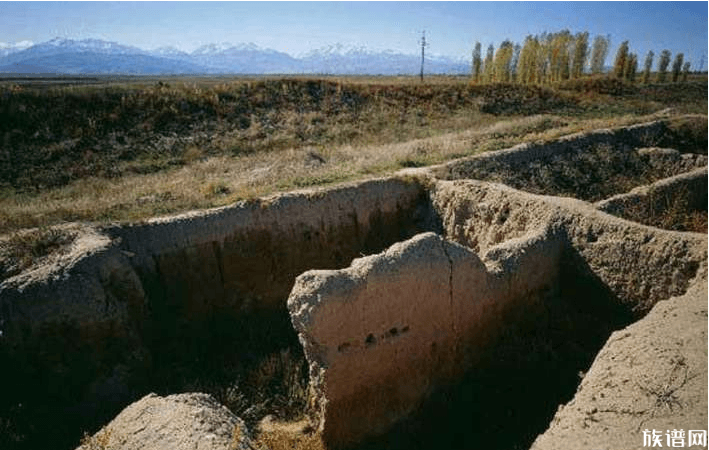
[1,2,707,68]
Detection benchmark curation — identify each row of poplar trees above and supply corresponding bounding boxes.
[471,30,692,84]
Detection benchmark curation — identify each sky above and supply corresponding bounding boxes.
[0,1,707,69]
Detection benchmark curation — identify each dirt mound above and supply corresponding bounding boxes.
[76,393,253,450]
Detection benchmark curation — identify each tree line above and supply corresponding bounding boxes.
[471,30,694,84]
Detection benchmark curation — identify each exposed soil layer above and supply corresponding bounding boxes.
[0,178,438,450]
[358,259,633,450]
[0,118,706,450]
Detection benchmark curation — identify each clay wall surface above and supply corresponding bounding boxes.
[288,229,564,448]
[0,177,434,449]
[432,179,707,314]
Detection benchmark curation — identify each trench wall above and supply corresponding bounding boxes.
[288,229,565,448]
[0,177,435,450]
[433,120,669,181]
[433,120,706,204]
[287,177,707,449]
[595,167,707,230]
[104,177,436,365]
[107,178,432,315]
[430,179,707,314]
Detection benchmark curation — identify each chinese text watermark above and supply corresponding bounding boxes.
[642,429,707,448]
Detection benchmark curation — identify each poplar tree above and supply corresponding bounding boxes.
[590,35,610,74]
[537,32,552,83]
[510,43,521,82]
[493,40,515,82]
[482,44,494,83]
[681,61,691,82]
[472,42,482,82]
[613,40,629,78]
[624,53,637,82]
[517,35,538,84]
[657,50,671,82]
[572,31,589,78]
[642,50,654,83]
[671,53,684,82]
[549,30,572,82]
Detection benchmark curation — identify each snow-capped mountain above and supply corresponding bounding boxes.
[150,46,191,59]
[188,42,301,73]
[0,38,211,74]
[32,37,147,55]
[301,44,468,75]
[299,43,374,58]
[0,40,34,57]
[0,37,470,75]
[192,42,237,56]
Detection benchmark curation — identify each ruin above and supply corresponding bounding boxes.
[0,117,706,450]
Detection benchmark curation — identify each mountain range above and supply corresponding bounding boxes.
[0,38,470,75]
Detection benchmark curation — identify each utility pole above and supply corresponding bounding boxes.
[420,30,428,81]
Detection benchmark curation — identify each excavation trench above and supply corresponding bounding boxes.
[0,119,706,450]
[353,245,634,450]
[286,209,656,450]
[0,178,439,450]
[437,120,707,203]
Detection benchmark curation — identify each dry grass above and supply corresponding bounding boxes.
[466,141,686,202]
[631,186,708,233]
[0,77,705,235]
[0,226,76,279]
[0,112,676,234]
[252,428,325,450]
[78,429,112,450]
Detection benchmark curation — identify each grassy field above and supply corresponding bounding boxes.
[0,75,706,237]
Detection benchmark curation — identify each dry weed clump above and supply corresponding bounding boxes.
[657,115,709,154]
[253,429,325,450]
[475,83,578,115]
[471,142,698,203]
[0,227,76,280]
[624,186,708,233]
[78,429,112,450]
[178,347,310,435]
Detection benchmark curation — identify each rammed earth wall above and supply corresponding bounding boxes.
[0,117,706,450]
[288,228,565,448]
[288,178,706,448]
[0,178,436,449]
